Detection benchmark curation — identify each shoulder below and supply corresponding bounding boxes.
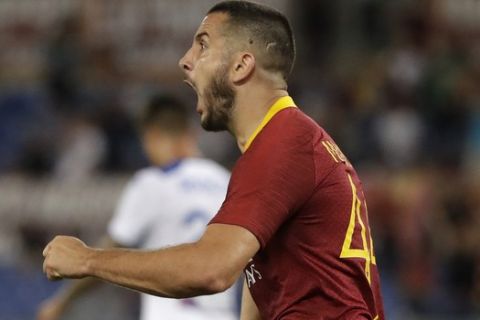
[230,108,325,187]
[175,158,230,194]
[247,107,324,155]
[181,158,230,179]
[276,107,324,142]
[133,167,163,180]
[127,167,165,190]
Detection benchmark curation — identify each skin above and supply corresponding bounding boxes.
[37,126,201,320]
[43,11,290,319]
[37,237,117,320]
[179,12,288,151]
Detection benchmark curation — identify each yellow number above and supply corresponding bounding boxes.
[340,174,376,284]
[321,140,377,284]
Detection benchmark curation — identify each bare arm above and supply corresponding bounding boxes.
[240,278,262,320]
[43,224,260,298]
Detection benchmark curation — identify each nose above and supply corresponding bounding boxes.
[178,48,193,74]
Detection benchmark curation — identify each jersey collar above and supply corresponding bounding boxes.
[158,159,183,173]
[243,96,297,153]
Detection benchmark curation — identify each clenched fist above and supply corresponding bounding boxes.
[42,236,93,280]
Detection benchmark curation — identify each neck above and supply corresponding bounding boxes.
[152,136,200,167]
[229,87,289,152]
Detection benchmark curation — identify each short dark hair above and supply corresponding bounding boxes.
[208,1,296,80]
[139,94,189,134]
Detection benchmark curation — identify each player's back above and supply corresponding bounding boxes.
[213,106,384,319]
[108,158,237,320]
[256,108,384,319]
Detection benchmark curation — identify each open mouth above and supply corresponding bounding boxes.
[183,79,203,114]
[183,79,197,92]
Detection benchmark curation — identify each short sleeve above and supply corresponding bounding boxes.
[210,109,317,248]
[108,171,159,246]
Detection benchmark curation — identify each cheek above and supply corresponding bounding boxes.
[143,134,158,152]
[142,140,153,156]
[195,61,210,81]
[196,54,223,79]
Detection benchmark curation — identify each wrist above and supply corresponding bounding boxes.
[83,247,100,277]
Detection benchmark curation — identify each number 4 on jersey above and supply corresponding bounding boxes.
[321,140,377,284]
[340,174,377,284]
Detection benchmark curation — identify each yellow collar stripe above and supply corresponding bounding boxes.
[243,96,297,152]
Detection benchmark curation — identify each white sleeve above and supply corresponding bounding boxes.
[107,172,158,246]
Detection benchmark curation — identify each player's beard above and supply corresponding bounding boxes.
[201,63,235,132]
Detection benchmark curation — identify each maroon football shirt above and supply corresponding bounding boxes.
[210,98,384,320]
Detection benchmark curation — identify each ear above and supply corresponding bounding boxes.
[230,52,255,84]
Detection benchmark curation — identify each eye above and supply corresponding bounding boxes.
[199,40,207,51]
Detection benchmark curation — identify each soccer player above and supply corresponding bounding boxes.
[38,94,237,320]
[42,1,385,319]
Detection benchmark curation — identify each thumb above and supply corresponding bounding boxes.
[43,245,50,257]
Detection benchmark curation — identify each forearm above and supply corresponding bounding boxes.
[86,242,230,298]
[43,225,260,300]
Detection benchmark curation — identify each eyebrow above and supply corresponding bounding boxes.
[195,32,209,42]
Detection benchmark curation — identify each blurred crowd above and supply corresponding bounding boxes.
[0,0,479,319]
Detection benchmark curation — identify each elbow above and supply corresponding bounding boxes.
[196,270,236,295]
[149,272,232,298]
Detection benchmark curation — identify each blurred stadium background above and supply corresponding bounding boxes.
[0,0,479,319]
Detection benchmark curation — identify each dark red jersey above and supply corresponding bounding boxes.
[210,97,384,320]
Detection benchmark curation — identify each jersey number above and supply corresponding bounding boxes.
[322,140,377,284]
[340,174,377,284]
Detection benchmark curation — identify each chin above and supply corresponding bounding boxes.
[201,118,228,132]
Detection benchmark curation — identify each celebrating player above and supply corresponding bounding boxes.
[42,1,385,319]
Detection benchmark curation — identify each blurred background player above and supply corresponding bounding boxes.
[37,94,237,320]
